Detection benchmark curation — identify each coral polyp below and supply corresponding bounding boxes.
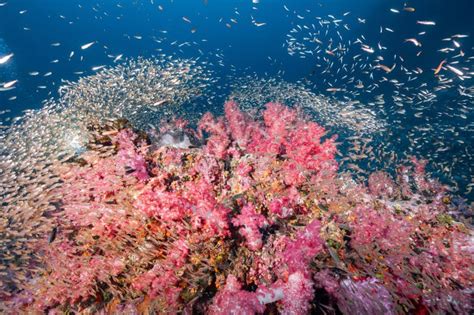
[3,101,473,314]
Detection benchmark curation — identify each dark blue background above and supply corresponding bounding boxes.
[1,0,472,115]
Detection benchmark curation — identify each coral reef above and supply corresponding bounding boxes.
[3,102,473,314]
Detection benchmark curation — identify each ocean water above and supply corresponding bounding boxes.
[0,0,473,313]
[1,1,472,104]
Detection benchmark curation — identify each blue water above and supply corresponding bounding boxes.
[0,0,473,199]
[1,0,471,111]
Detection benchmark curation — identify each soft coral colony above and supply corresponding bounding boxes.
[8,101,473,314]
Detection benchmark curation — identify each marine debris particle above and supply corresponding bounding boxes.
[2,100,472,314]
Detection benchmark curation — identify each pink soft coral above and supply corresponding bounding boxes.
[225,100,253,148]
[279,271,315,315]
[198,113,230,159]
[132,239,189,308]
[338,278,395,315]
[232,203,269,251]
[314,272,395,315]
[115,129,149,181]
[350,205,414,253]
[209,275,265,315]
[12,101,472,315]
[184,179,231,238]
[368,171,397,198]
[134,186,190,222]
[281,219,323,274]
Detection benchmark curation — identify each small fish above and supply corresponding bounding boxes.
[3,80,18,88]
[182,16,191,23]
[113,54,123,62]
[0,53,14,64]
[403,7,416,12]
[405,38,422,47]
[326,87,342,92]
[254,22,266,27]
[152,99,169,106]
[446,64,463,77]
[390,8,400,13]
[361,45,374,54]
[81,41,96,50]
[434,59,447,75]
[376,63,396,73]
[452,34,468,38]
[48,226,57,243]
[0,86,14,92]
[417,20,436,26]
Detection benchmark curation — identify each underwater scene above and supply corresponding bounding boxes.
[0,0,473,314]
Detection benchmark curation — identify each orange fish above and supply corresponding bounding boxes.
[434,59,447,75]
